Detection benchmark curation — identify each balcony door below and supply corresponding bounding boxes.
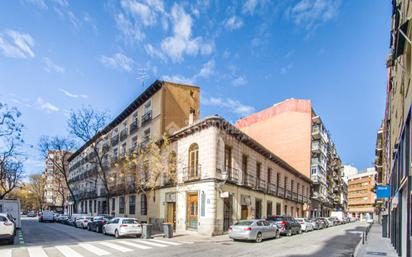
[187,193,198,230]
[188,144,199,178]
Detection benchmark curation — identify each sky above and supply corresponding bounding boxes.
[0,0,391,176]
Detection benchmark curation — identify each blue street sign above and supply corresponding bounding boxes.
[376,185,391,199]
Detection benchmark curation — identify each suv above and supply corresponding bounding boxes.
[0,213,16,244]
[39,211,54,222]
[88,215,111,233]
[266,216,301,236]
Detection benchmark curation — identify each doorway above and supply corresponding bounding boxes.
[223,196,233,232]
[187,193,198,229]
[166,202,176,230]
[241,205,248,220]
[255,199,262,219]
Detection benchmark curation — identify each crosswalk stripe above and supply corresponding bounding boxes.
[56,245,84,257]
[98,241,133,252]
[116,240,152,249]
[0,249,11,257]
[132,240,168,247]
[28,246,48,257]
[78,243,110,256]
[177,241,194,244]
[149,239,182,246]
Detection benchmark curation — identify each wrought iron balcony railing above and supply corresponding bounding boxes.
[120,128,128,142]
[182,165,201,182]
[111,134,119,146]
[141,111,152,126]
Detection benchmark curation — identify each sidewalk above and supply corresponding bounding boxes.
[151,229,230,243]
[355,223,398,257]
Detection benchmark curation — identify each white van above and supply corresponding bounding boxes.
[39,211,54,222]
[0,199,21,228]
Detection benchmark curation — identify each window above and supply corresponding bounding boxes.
[119,196,125,214]
[276,203,281,215]
[276,173,280,188]
[144,100,151,110]
[267,168,272,184]
[188,143,199,178]
[256,162,261,179]
[297,183,300,195]
[121,143,126,156]
[129,196,136,215]
[94,200,97,213]
[89,200,92,213]
[112,198,116,211]
[267,201,273,217]
[284,177,288,190]
[284,205,288,215]
[224,145,232,171]
[242,155,248,184]
[141,194,147,215]
[291,207,294,217]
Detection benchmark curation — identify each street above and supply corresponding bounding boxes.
[0,218,368,257]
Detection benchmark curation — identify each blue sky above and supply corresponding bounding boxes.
[0,0,390,175]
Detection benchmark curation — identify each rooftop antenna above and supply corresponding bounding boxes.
[136,68,149,88]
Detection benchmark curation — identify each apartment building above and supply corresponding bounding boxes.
[169,116,311,235]
[235,98,345,218]
[383,1,412,255]
[347,169,376,221]
[67,80,200,221]
[44,150,71,213]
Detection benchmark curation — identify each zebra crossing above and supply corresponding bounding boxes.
[0,238,194,257]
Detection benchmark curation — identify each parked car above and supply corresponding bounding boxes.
[103,218,142,238]
[0,213,16,244]
[56,215,69,223]
[88,216,111,233]
[295,218,313,232]
[328,217,340,226]
[266,216,301,236]
[67,214,82,226]
[228,219,280,243]
[314,218,327,229]
[39,211,54,222]
[75,216,93,229]
[309,219,321,230]
[324,217,334,227]
[27,211,36,217]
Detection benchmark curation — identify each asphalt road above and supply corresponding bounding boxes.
[0,217,368,257]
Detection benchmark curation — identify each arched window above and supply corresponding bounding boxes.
[188,143,199,178]
[141,194,147,215]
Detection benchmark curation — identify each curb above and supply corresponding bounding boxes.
[352,235,363,257]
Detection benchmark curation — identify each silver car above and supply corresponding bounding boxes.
[228,219,280,243]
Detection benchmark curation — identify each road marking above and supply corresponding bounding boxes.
[97,241,133,252]
[78,243,110,256]
[0,249,11,257]
[55,245,84,257]
[150,239,182,245]
[116,240,152,249]
[27,247,48,257]
[133,240,168,247]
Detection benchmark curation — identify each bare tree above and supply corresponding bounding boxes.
[29,174,46,211]
[0,103,24,199]
[67,106,111,214]
[38,136,76,211]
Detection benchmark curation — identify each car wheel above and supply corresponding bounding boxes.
[136,234,141,238]
[298,229,302,234]
[102,227,106,235]
[115,230,120,239]
[255,232,263,243]
[96,226,100,233]
[8,237,14,245]
[87,225,91,231]
[286,229,292,236]
[276,230,280,239]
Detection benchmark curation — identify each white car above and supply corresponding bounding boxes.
[103,218,142,238]
[75,216,93,229]
[296,218,313,232]
[39,211,54,222]
[0,213,16,244]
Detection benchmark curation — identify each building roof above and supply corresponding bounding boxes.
[171,116,312,184]
[68,80,199,162]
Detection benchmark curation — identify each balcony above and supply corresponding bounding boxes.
[129,120,139,135]
[311,157,326,171]
[256,179,267,192]
[267,182,277,196]
[285,190,292,200]
[311,173,327,185]
[120,128,128,142]
[162,174,176,186]
[182,165,201,182]
[217,167,240,183]
[312,125,328,142]
[111,134,119,146]
[141,111,152,126]
[102,143,110,153]
[277,187,285,197]
[243,174,255,188]
[298,194,303,203]
[312,140,327,156]
[292,192,298,201]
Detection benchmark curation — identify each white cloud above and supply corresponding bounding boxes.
[288,0,341,30]
[163,59,215,84]
[52,0,68,7]
[43,57,65,73]
[0,30,35,59]
[115,13,145,43]
[232,76,248,87]
[160,3,213,63]
[161,75,194,85]
[36,97,59,112]
[59,88,87,99]
[195,60,215,79]
[280,63,293,74]
[100,53,134,72]
[23,0,47,10]
[121,0,156,26]
[144,44,166,62]
[224,16,244,30]
[203,97,255,116]
[67,11,81,29]
[243,0,258,14]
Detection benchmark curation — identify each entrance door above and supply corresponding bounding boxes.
[223,196,233,232]
[241,205,248,220]
[166,202,176,230]
[187,193,198,229]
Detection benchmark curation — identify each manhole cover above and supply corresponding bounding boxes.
[366,252,387,256]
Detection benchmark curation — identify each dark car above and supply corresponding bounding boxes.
[266,216,301,236]
[87,215,111,233]
[315,217,328,228]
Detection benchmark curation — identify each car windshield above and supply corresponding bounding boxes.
[234,221,254,226]
[122,219,139,224]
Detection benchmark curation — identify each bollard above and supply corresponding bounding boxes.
[163,223,173,238]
